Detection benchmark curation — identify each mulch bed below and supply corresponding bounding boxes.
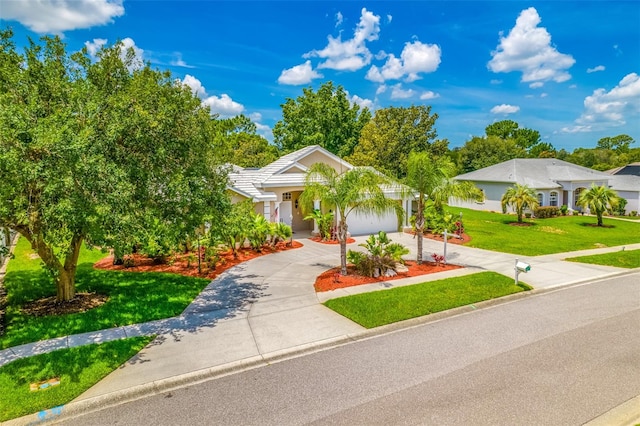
[308,237,356,244]
[21,293,109,317]
[405,231,471,245]
[314,261,463,292]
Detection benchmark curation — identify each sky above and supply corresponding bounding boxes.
[1,1,639,152]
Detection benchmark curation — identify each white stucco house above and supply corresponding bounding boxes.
[227,145,412,236]
[450,159,623,213]
[606,162,640,214]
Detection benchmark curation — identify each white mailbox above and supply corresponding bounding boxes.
[516,261,531,272]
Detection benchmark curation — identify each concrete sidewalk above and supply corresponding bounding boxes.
[1,234,639,424]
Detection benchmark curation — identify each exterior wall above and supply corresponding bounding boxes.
[230,193,249,204]
[449,182,509,212]
[618,191,640,214]
[297,151,348,173]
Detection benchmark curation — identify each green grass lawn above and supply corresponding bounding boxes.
[1,238,210,349]
[324,272,530,328]
[453,208,640,256]
[565,249,640,268]
[0,336,152,421]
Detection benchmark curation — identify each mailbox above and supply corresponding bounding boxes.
[516,261,531,272]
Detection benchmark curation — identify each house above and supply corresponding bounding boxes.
[606,162,640,213]
[227,145,412,236]
[450,159,614,213]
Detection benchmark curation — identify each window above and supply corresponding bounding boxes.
[550,192,558,207]
[282,192,292,201]
[574,188,584,207]
[537,193,544,206]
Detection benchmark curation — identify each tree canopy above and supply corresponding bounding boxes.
[577,184,621,226]
[347,105,448,180]
[501,184,539,223]
[211,115,279,168]
[0,31,229,301]
[272,81,371,157]
[457,135,527,173]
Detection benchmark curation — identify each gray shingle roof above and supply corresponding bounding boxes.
[454,159,611,188]
[608,174,640,192]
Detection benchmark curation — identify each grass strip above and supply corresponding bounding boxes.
[1,238,210,349]
[0,336,152,421]
[324,272,530,328]
[565,249,640,268]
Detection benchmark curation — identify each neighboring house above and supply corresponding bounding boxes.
[450,159,613,213]
[228,145,411,236]
[606,162,640,213]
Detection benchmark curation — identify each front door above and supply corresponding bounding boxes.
[280,201,292,226]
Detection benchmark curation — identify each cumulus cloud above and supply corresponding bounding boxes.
[351,94,375,110]
[2,0,124,34]
[488,7,575,86]
[335,12,343,27]
[277,60,323,85]
[491,104,520,114]
[587,65,605,73]
[572,72,640,129]
[375,84,387,95]
[366,40,441,83]
[181,74,244,117]
[529,82,544,89]
[85,38,107,57]
[420,91,440,100]
[390,84,415,99]
[304,8,380,71]
[85,37,144,70]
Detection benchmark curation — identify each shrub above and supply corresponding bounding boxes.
[304,209,334,240]
[560,205,568,215]
[614,198,627,216]
[347,231,409,278]
[631,211,638,217]
[534,206,560,219]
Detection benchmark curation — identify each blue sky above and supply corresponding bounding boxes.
[2,1,639,151]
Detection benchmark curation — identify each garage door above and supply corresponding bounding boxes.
[346,209,399,236]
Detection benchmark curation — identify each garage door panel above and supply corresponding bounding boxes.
[346,210,398,236]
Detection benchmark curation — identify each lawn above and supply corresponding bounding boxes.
[324,272,530,328]
[565,249,640,268]
[1,238,210,349]
[0,336,152,421]
[452,208,640,256]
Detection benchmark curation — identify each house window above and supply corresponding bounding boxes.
[537,193,543,206]
[574,188,584,207]
[282,192,292,201]
[550,192,558,207]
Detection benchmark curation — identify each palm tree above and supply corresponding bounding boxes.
[299,163,402,275]
[405,152,483,264]
[577,184,620,226]
[501,184,539,223]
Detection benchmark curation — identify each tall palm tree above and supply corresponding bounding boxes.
[501,183,539,223]
[405,152,483,264]
[299,163,402,275]
[577,184,620,226]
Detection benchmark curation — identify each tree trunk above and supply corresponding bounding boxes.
[338,217,348,275]
[597,212,603,226]
[56,267,76,301]
[416,197,424,265]
[3,227,11,248]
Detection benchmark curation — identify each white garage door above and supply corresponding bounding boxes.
[346,209,399,236]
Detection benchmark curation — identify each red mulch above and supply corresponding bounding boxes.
[405,231,471,245]
[308,237,356,244]
[314,261,463,292]
[94,241,304,280]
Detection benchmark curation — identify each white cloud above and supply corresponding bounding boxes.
[171,53,194,68]
[366,40,441,83]
[375,84,387,95]
[181,75,244,117]
[420,91,440,100]
[278,61,323,85]
[390,84,415,99]
[387,14,393,23]
[335,12,343,27]
[491,104,520,114]
[85,37,144,70]
[351,95,375,110]
[85,38,107,57]
[490,79,503,85]
[587,65,605,73]
[569,84,577,89]
[529,82,544,89]
[540,93,548,98]
[560,125,592,133]
[304,8,380,71]
[488,7,575,85]
[2,0,124,34]
[574,72,640,128]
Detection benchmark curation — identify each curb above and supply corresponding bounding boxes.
[3,269,639,425]
[583,394,640,426]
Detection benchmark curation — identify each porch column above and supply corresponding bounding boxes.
[263,202,271,221]
[313,200,320,234]
[567,190,574,211]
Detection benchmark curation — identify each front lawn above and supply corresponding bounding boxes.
[451,208,640,256]
[565,249,640,268]
[0,336,152,421]
[324,272,530,328]
[1,238,210,349]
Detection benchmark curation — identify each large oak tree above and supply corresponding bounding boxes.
[0,31,229,301]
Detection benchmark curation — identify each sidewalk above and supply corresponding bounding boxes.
[1,234,639,424]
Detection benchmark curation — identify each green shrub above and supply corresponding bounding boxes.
[534,206,560,219]
[631,211,638,217]
[560,205,568,215]
[347,231,409,277]
[614,198,627,216]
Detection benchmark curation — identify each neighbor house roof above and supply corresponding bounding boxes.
[606,162,640,176]
[454,159,611,189]
[608,174,640,192]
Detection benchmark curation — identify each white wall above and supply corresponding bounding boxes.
[346,209,400,236]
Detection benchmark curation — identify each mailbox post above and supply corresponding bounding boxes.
[514,258,531,286]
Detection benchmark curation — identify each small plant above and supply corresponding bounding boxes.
[347,231,409,277]
[123,256,135,268]
[304,209,334,241]
[631,211,638,217]
[186,253,196,268]
[560,204,568,216]
[431,253,445,266]
[614,198,627,216]
[534,206,559,219]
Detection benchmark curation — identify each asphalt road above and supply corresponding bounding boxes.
[59,272,640,426]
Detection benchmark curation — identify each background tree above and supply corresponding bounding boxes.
[299,163,401,275]
[596,134,635,154]
[211,115,279,168]
[485,120,554,158]
[405,152,482,264]
[347,105,448,180]
[576,184,621,226]
[272,81,371,157]
[0,31,229,301]
[500,184,539,223]
[457,136,526,173]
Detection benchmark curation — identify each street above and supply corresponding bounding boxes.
[59,272,640,426]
